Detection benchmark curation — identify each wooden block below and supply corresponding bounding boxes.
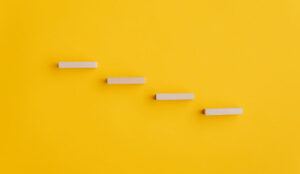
[155,93,194,100]
[107,77,145,84]
[204,108,243,116]
[58,61,98,68]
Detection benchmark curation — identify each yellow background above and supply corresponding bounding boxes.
[1,0,300,173]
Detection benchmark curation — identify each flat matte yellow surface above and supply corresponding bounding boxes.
[1,0,300,173]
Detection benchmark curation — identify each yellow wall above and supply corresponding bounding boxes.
[1,0,300,173]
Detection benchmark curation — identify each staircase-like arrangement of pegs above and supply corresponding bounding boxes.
[58,61,243,116]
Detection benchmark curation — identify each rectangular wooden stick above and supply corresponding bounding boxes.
[58,61,98,68]
[155,93,194,100]
[204,108,243,116]
[107,77,145,84]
